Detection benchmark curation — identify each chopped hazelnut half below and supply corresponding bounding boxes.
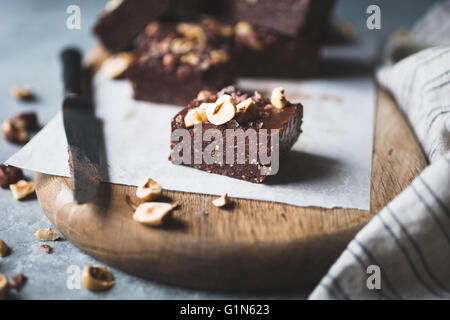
[81,265,114,292]
[133,202,178,226]
[271,87,288,109]
[0,273,8,300]
[11,86,34,100]
[9,180,35,200]
[235,98,259,123]
[206,95,236,125]
[212,193,229,208]
[184,108,203,128]
[136,178,162,201]
[102,52,133,79]
[35,228,60,241]
[0,238,9,257]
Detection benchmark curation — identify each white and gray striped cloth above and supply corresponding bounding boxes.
[310,4,450,300]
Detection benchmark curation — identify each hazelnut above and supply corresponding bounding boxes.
[0,165,24,188]
[271,87,288,109]
[184,108,203,128]
[133,202,178,226]
[162,53,176,67]
[102,53,133,79]
[145,21,160,36]
[209,49,229,65]
[136,178,162,201]
[197,90,214,101]
[104,0,123,13]
[35,227,60,241]
[2,120,28,144]
[206,95,236,126]
[212,193,229,208]
[0,274,8,300]
[235,98,259,123]
[10,180,35,200]
[180,52,200,66]
[11,86,34,100]
[176,23,206,44]
[12,112,38,130]
[81,265,114,292]
[197,103,210,122]
[170,38,194,55]
[0,238,9,257]
[235,21,254,37]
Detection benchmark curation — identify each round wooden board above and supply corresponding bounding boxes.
[34,87,427,291]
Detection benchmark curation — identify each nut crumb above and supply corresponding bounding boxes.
[35,228,60,241]
[41,244,52,254]
[82,265,114,292]
[136,178,162,201]
[212,193,228,208]
[8,273,26,292]
[0,238,9,257]
[10,180,35,200]
[133,202,178,226]
[11,86,34,100]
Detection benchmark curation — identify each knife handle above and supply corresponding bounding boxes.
[61,48,82,95]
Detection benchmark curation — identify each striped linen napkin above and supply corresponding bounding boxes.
[309,5,450,300]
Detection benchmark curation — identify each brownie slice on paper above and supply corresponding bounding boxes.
[169,86,303,183]
[126,18,235,105]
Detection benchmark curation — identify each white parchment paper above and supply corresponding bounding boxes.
[7,69,375,209]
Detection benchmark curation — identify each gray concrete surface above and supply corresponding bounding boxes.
[0,0,441,299]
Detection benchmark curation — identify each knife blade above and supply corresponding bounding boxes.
[61,48,101,204]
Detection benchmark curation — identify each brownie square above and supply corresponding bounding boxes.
[234,22,320,78]
[231,0,335,38]
[169,86,303,183]
[93,0,170,53]
[125,18,236,106]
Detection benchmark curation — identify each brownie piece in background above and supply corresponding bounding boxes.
[93,0,170,53]
[126,18,235,105]
[94,0,221,53]
[169,86,303,183]
[230,0,336,38]
[233,22,320,78]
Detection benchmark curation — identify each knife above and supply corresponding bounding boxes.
[61,48,101,204]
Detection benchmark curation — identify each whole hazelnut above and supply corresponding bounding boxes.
[12,112,38,130]
[1,120,28,144]
[0,165,24,188]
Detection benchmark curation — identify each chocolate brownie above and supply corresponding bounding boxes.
[234,22,320,78]
[169,86,303,183]
[93,0,170,53]
[125,18,235,105]
[231,0,335,38]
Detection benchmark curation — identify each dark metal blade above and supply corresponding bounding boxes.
[63,95,101,204]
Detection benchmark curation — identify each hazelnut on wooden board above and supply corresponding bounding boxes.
[0,165,24,188]
[0,238,9,257]
[133,202,178,226]
[0,274,8,300]
[2,120,28,144]
[206,95,236,125]
[102,52,133,79]
[81,265,114,292]
[9,180,35,200]
[271,87,288,109]
[212,193,229,208]
[35,228,60,241]
[136,178,162,201]
[11,86,34,100]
